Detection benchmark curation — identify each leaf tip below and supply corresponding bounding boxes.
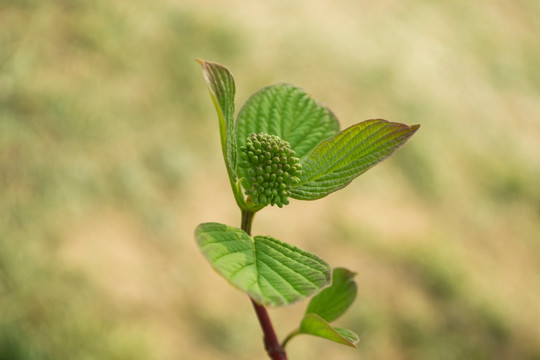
[337,267,357,279]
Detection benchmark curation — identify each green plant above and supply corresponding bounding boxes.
[195,59,420,359]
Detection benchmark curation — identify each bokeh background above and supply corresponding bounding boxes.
[1,0,540,359]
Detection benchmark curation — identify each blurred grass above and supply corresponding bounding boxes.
[1,0,540,359]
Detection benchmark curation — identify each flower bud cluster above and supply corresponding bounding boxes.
[238,133,302,207]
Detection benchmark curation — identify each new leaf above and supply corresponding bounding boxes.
[284,268,359,348]
[299,314,359,348]
[198,60,246,208]
[236,83,340,161]
[291,119,420,200]
[195,222,331,307]
[305,267,357,322]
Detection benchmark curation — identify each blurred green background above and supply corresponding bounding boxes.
[1,0,540,359]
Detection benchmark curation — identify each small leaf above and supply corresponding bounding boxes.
[299,313,359,347]
[195,222,331,307]
[236,84,340,161]
[281,268,359,348]
[198,60,237,175]
[305,268,357,323]
[198,59,246,208]
[291,119,420,200]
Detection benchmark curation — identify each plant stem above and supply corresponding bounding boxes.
[250,299,288,360]
[241,210,288,360]
[241,209,255,235]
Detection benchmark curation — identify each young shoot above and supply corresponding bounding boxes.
[195,59,420,359]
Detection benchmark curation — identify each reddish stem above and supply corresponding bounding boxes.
[241,210,288,360]
[250,298,288,360]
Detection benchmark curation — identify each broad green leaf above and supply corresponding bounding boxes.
[195,222,331,307]
[235,84,340,161]
[299,313,359,347]
[305,268,357,323]
[291,119,420,200]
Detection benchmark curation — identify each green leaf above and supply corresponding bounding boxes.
[291,119,420,200]
[282,268,359,349]
[305,268,357,323]
[198,59,236,171]
[299,313,359,347]
[195,222,331,307]
[235,83,340,161]
[198,60,244,206]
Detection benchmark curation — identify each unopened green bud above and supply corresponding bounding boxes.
[238,132,302,208]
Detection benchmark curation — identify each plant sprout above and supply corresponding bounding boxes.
[195,59,420,359]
